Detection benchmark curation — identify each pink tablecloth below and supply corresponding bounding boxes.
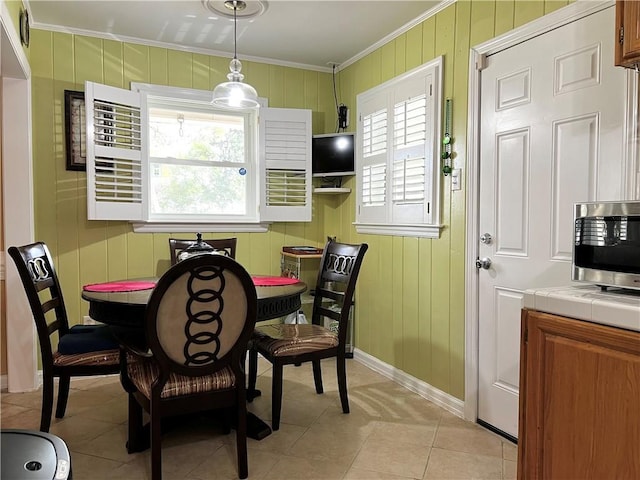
[251,276,299,286]
[83,281,157,292]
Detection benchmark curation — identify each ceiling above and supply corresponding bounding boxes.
[26,0,444,71]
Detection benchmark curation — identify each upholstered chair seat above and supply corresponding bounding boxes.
[252,324,339,356]
[52,350,120,367]
[127,358,235,399]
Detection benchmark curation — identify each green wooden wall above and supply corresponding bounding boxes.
[324,0,570,400]
[25,0,570,400]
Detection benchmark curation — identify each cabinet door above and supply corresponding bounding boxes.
[615,0,640,68]
[518,310,640,479]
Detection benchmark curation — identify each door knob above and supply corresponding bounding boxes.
[475,257,492,270]
[480,233,492,244]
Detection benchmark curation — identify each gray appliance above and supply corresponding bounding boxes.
[1,429,71,479]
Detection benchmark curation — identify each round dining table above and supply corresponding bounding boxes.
[81,276,307,327]
[81,275,307,442]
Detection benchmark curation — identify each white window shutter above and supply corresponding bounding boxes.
[85,81,143,221]
[392,76,433,225]
[259,107,312,222]
[357,94,388,224]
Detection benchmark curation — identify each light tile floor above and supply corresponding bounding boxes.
[1,358,517,479]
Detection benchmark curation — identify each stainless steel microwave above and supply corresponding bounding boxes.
[573,201,640,290]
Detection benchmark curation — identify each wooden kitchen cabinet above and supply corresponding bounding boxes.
[518,309,640,479]
[615,0,640,68]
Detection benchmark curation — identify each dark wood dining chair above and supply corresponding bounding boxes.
[168,237,237,265]
[120,254,257,480]
[247,240,368,430]
[8,242,120,432]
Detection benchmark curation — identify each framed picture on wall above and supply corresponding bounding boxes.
[64,90,86,171]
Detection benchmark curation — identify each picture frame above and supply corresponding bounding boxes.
[64,90,86,171]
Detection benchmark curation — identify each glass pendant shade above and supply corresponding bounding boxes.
[212,57,260,109]
[211,1,259,109]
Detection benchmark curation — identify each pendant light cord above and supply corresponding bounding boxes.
[233,1,238,60]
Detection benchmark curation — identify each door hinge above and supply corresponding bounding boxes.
[619,26,624,45]
[523,327,528,344]
[430,83,433,96]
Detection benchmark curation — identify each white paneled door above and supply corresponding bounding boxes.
[477,6,626,438]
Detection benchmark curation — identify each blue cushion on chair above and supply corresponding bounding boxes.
[69,324,103,334]
[58,325,119,355]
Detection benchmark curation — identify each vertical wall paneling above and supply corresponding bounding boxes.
[283,67,305,109]
[54,33,83,324]
[73,36,109,319]
[469,0,497,47]
[421,16,437,64]
[192,53,211,91]
[428,3,456,393]
[268,65,285,107]
[395,34,407,75]
[494,1,515,37]
[243,61,269,101]
[449,0,472,400]
[30,30,56,259]
[103,40,124,88]
[514,1,545,28]
[417,237,433,381]
[146,46,165,85]
[406,25,423,71]
[391,236,404,368]
[402,237,420,378]
[167,50,193,88]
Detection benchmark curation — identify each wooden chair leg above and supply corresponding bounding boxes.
[271,363,283,431]
[150,400,163,480]
[55,374,71,419]
[247,348,258,402]
[337,356,349,414]
[312,360,324,394]
[236,397,248,479]
[40,374,55,432]
[126,394,145,454]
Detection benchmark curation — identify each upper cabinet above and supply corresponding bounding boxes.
[615,0,640,68]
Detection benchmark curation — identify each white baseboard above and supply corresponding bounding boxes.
[353,348,465,418]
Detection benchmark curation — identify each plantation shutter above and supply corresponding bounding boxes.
[391,73,433,224]
[357,93,388,224]
[85,81,143,221]
[259,107,312,222]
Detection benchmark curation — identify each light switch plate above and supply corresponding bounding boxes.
[451,168,462,191]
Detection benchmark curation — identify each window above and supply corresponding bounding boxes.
[84,82,312,231]
[355,56,443,238]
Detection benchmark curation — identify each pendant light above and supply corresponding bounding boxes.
[211,0,260,109]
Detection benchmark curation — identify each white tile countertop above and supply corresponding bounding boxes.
[524,285,640,333]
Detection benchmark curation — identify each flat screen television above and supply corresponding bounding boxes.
[312,133,355,177]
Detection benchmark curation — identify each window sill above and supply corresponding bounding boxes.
[354,222,443,238]
[132,222,270,233]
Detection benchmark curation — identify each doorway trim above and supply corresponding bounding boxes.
[1,2,36,392]
[463,0,637,422]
